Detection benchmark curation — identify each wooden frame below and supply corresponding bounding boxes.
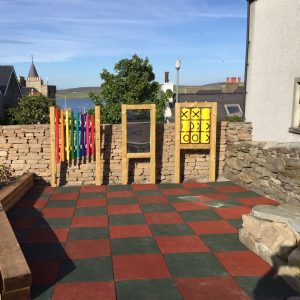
[174,102,217,183]
[95,106,101,185]
[121,104,156,184]
[50,106,57,187]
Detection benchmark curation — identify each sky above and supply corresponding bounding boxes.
[0,0,247,89]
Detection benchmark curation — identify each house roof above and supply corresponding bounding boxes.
[22,87,40,96]
[0,65,14,95]
[27,62,39,78]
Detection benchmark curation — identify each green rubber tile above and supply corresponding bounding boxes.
[58,257,113,282]
[227,191,260,198]
[56,186,80,193]
[108,197,137,205]
[167,195,199,203]
[31,284,54,300]
[188,187,217,194]
[201,234,247,252]
[107,185,132,192]
[208,181,235,186]
[235,275,299,299]
[203,199,241,208]
[34,218,72,229]
[7,207,41,218]
[116,279,182,300]
[150,224,194,236]
[158,183,183,189]
[21,243,65,261]
[179,210,221,222]
[46,200,77,208]
[112,237,160,255]
[109,214,145,226]
[134,190,163,196]
[74,206,107,217]
[68,228,109,240]
[141,204,175,213]
[164,252,227,278]
[227,219,243,229]
[79,192,106,199]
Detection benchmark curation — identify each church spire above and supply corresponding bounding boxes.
[27,56,39,79]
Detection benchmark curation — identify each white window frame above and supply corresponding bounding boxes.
[224,104,243,117]
[291,78,300,129]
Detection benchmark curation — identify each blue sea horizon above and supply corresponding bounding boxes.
[56,98,94,113]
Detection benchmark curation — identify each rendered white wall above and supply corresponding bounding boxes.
[245,0,300,142]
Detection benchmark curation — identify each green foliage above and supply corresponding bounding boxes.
[0,165,14,188]
[226,115,243,122]
[89,54,169,123]
[8,95,55,125]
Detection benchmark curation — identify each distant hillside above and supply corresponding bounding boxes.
[56,87,100,99]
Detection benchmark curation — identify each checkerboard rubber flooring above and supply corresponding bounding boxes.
[7,182,299,299]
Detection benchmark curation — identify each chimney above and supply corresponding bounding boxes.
[226,77,230,85]
[237,77,241,85]
[231,77,236,85]
[164,72,169,83]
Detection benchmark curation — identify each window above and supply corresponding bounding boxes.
[224,104,243,116]
[290,79,300,134]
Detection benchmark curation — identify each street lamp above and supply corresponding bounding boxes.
[175,58,181,103]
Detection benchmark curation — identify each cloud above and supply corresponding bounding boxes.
[0,39,33,45]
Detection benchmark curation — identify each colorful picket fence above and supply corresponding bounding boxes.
[50,106,101,187]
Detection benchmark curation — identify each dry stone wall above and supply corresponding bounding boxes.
[0,122,233,185]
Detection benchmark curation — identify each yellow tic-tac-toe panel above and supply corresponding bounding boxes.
[181,131,190,144]
[200,131,210,144]
[201,120,210,132]
[190,120,200,132]
[201,108,211,120]
[181,108,190,120]
[191,108,201,120]
[191,132,200,144]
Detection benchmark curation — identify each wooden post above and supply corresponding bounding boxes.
[150,104,156,184]
[95,106,101,185]
[174,103,180,183]
[50,107,57,187]
[121,105,128,184]
[209,102,217,181]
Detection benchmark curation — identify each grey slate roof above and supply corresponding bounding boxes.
[27,62,39,78]
[22,87,39,96]
[0,66,14,95]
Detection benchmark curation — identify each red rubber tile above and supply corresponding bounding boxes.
[196,193,229,201]
[237,196,279,206]
[156,236,210,253]
[144,212,184,224]
[172,202,208,212]
[80,185,106,193]
[29,261,61,284]
[42,208,75,219]
[183,182,210,188]
[9,217,37,230]
[161,188,191,196]
[108,204,141,215]
[52,282,116,300]
[64,239,111,259]
[71,215,108,228]
[50,192,79,200]
[216,185,247,193]
[176,277,250,300]
[30,186,55,194]
[110,225,152,239]
[107,191,134,198]
[215,206,251,219]
[215,251,272,276]
[113,254,171,281]
[26,228,69,243]
[77,199,107,208]
[188,220,238,235]
[132,184,158,191]
[14,199,47,209]
[136,195,168,204]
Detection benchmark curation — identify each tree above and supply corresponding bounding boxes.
[8,95,55,124]
[89,54,170,123]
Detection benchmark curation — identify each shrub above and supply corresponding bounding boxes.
[0,165,14,188]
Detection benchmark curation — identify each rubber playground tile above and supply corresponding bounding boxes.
[161,188,192,196]
[172,202,209,212]
[215,185,247,193]
[158,183,183,189]
[45,200,77,208]
[68,227,109,240]
[109,214,146,226]
[144,212,184,224]
[74,206,107,217]
[108,204,141,215]
[52,282,116,300]
[9,217,37,230]
[113,254,171,281]
[155,235,210,254]
[25,228,69,243]
[7,207,41,218]
[14,230,29,243]
[116,279,182,300]
[208,181,235,186]
[227,218,243,229]
[131,184,158,191]
[140,203,175,213]
[134,189,163,196]
[187,187,217,194]
[64,239,111,259]
[201,233,247,252]
[50,192,79,201]
[195,193,230,201]
[215,206,252,219]
[111,237,160,255]
[71,215,108,228]
[42,208,75,219]
[78,192,106,199]
[237,196,279,206]
[182,182,210,188]
[29,260,61,284]
[107,196,137,205]
[31,284,54,300]
[14,199,47,209]
[188,220,238,235]
[203,199,242,208]
[33,217,72,229]
[107,184,132,192]
[30,186,55,194]
[58,257,113,282]
[164,252,227,278]
[76,198,107,208]
[215,251,272,276]
[136,195,168,204]
[166,194,199,203]
[110,224,152,239]
[55,186,80,193]
[176,277,250,300]
[227,190,261,199]
[80,185,106,193]
[150,224,195,236]
[179,210,221,222]
[107,190,135,198]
